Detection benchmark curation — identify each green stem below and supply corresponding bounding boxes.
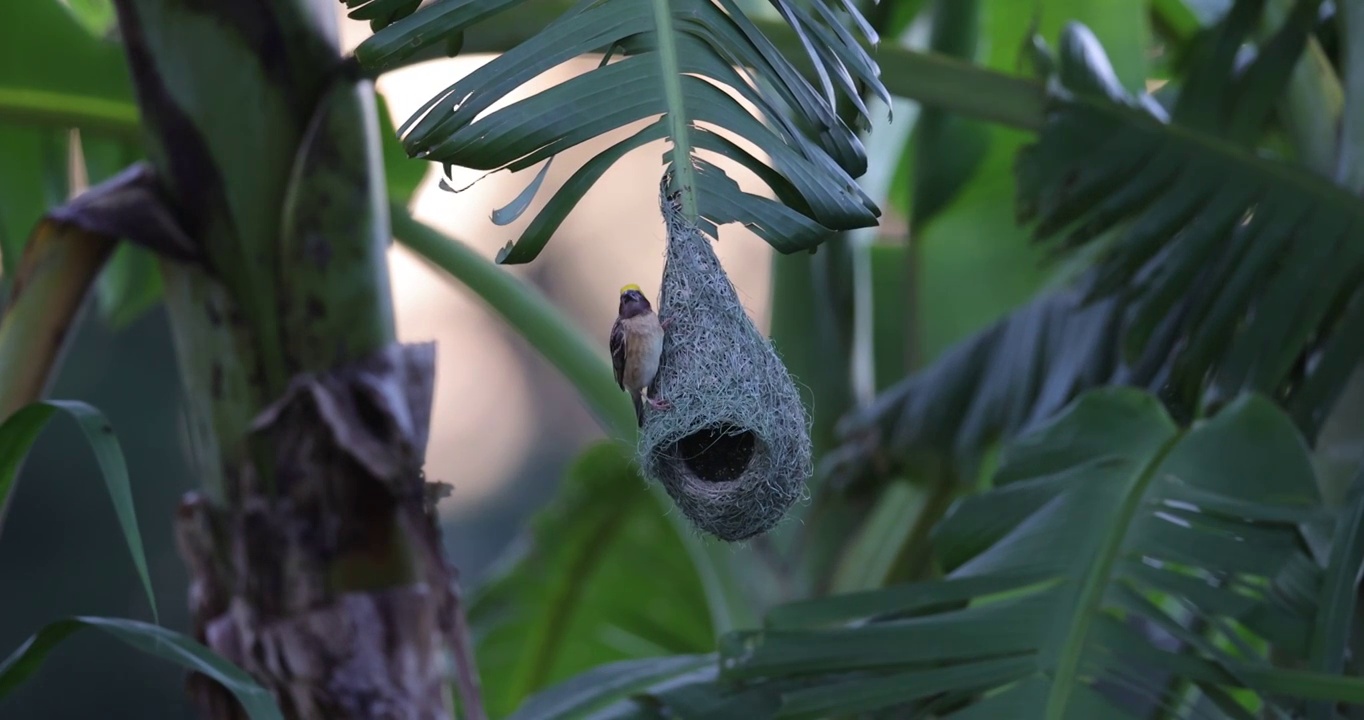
[1338,0,1364,192]
[0,221,116,532]
[873,45,1043,131]
[0,88,142,141]
[390,207,753,632]
[1150,0,1202,40]
[649,0,700,220]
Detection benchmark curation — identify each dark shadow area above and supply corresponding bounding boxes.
[674,423,756,483]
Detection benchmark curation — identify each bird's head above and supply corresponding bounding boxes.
[618,283,652,318]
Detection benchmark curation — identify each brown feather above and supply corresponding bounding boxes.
[610,291,664,427]
[609,317,627,391]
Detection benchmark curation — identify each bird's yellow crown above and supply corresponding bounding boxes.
[620,283,642,295]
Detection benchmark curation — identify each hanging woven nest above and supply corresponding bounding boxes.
[637,182,812,542]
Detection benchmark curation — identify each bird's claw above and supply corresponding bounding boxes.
[660,316,675,331]
[648,397,672,411]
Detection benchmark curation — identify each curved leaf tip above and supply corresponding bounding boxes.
[0,616,282,720]
[0,400,157,623]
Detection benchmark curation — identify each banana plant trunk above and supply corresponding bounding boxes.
[109,1,459,717]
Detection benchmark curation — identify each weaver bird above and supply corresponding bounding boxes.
[611,284,671,426]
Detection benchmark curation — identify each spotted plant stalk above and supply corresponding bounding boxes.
[70,2,475,717]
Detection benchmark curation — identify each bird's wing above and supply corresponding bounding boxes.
[610,317,626,390]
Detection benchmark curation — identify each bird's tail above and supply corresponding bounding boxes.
[631,390,644,427]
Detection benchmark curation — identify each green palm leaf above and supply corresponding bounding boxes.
[0,616,281,720]
[1016,0,1362,438]
[829,1,1364,489]
[0,0,133,290]
[824,282,1141,490]
[504,654,714,720]
[551,389,1364,718]
[346,0,885,263]
[471,442,716,717]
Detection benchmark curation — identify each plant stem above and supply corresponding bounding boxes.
[1150,0,1202,39]
[0,220,115,531]
[875,41,1046,132]
[1338,0,1364,192]
[649,0,700,220]
[113,1,462,714]
[0,88,142,141]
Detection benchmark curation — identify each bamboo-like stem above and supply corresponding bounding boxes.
[0,221,115,532]
[648,0,700,221]
[110,1,464,716]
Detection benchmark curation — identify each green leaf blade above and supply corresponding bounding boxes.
[0,403,59,524]
[470,442,715,717]
[748,388,1338,716]
[0,400,157,622]
[507,654,714,720]
[1306,469,1364,719]
[365,0,885,259]
[0,617,282,720]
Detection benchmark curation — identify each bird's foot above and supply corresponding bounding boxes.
[648,396,672,411]
[660,316,675,331]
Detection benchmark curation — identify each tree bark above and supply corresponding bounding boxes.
[108,1,461,717]
[175,344,452,719]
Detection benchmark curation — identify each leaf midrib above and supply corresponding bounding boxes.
[1043,433,1182,719]
[648,0,699,220]
[519,490,642,699]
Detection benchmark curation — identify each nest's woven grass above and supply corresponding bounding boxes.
[637,187,812,542]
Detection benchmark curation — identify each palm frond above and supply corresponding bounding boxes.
[828,0,1364,488]
[822,276,1171,489]
[504,654,715,720]
[337,0,424,30]
[345,0,885,262]
[1018,0,1361,439]
[530,389,1364,719]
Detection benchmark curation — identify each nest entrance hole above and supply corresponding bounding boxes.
[673,423,756,483]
